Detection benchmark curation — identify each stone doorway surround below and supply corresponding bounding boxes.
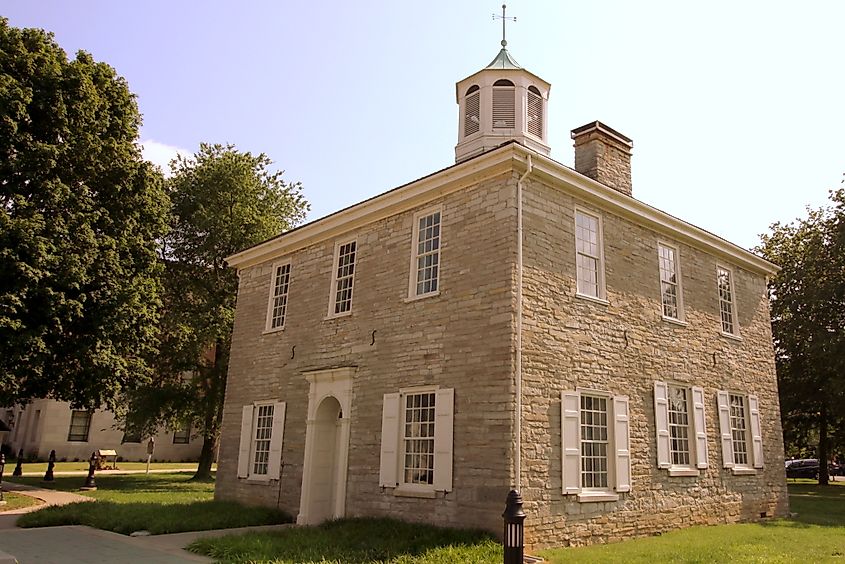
[297,366,355,525]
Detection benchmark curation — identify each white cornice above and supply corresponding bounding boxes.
[226,143,778,276]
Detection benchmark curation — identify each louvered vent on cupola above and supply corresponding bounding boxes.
[492,79,515,129]
[527,85,543,138]
[464,85,480,137]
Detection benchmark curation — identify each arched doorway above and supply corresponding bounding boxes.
[305,396,342,523]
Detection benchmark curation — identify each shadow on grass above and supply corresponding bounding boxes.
[188,517,501,564]
[17,500,292,535]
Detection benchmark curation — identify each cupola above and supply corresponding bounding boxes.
[454,22,551,163]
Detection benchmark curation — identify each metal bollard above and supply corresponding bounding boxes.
[12,448,23,477]
[503,489,526,564]
[43,449,56,482]
[80,451,98,491]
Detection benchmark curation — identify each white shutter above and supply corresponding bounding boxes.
[717,391,734,468]
[561,391,581,494]
[748,395,764,468]
[379,393,401,487]
[691,387,709,469]
[267,401,286,479]
[237,405,254,478]
[433,388,454,492]
[653,382,671,469]
[613,396,631,493]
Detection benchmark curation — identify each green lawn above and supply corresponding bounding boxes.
[11,461,209,474]
[0,492,43,512]
[13,473,291,535]
[190,483,845,564]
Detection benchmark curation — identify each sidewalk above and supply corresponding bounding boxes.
[15,467,200,478]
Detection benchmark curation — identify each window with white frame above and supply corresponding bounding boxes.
[464,85,480,137]
[575,209,605,299]
[237,401,286,480]
[717,266,737,335]
[67,410,92,442]
[717,391,763,472]
[379,388,454,493]
[329,240,357,316]
[561,391,630,500]
[658,243,683,320]
[410,209,441,298]
[267,263,291,330]
[653,382,709,474]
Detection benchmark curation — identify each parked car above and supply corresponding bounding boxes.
[785,459,819,479]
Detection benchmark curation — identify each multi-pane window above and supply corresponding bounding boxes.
[252,404,275,476]
[331,241,356,315]
[658,244,681,320]
[464,85,480,136]
[67,410,92,442]
[412,211,441,297]
[172,423,191,445]
[575,210,603,298]
[402,392,436,486]
[668,386,691,466]
[729,394,749,466]
[268,263,291,330]
[580,395,609,489]
[717,267,736,334]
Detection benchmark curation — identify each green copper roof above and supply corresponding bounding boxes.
[485,47,522,70]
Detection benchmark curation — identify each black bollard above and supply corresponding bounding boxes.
[80,451,98,491]
[12,448,23,477]
[0,453,6,504]
[502,489,526,564]
[43,449,56,482]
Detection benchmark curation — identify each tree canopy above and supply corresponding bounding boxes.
[126,143,308,478]
[0,18,169,409]
[758,185,845,483]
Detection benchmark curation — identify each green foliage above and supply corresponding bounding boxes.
[0,18,169,408]
[758,186,845,477]
[123,143,309,477]
[188,517,500,564]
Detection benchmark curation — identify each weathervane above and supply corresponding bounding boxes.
[492,4,516,48]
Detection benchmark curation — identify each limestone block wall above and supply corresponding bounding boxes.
[518,177,787,548]
[217,173,519,532]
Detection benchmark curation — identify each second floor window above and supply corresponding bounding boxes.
[575,210,604,299]
[658,243,682,320]
[411,209,441,298]
[68,410,92,442]
[717,266,737,334]
[267,262,291,330]
[330,241,357,316]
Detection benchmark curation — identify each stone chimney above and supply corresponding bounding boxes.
[571,121,634,196]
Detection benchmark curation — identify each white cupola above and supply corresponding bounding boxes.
[454,42,551,163]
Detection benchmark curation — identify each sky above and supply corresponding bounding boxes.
[5,1,844,251]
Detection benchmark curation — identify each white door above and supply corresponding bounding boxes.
[306,396,341,523]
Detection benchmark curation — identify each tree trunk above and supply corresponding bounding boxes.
[194,433,217,480]
[192,337,228,481]
[818,400,829,485]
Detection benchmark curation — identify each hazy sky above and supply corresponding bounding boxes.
[6,1,844,251]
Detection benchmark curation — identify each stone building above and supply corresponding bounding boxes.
[215,40,787,548]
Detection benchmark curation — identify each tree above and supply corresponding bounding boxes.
[127,144,308,479]
[758,185,845,484]
[0,19,169,408]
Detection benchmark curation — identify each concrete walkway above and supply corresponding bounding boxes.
[15,468,201,478]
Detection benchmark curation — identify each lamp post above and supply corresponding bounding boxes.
[80,451,98,491]
[0,453,6,505]
[502,489,526,564]
[43,450,56,482]
[12,448,23,477]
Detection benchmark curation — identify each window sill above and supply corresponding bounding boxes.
[720,331,743,342]
[404,290,441,303]
[668,467,700,477]
[262,326,285,335]
[731,467,757,476]
[242,476,274,484]
[575,293,609,306]
[324,311,352,321]
[393,486,437,499]
[662,316,688,327]
[577,491,619,503]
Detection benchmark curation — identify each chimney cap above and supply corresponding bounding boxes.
[571,121,633,148]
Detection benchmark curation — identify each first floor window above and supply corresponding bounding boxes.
[237,401,286,480]
[654,382,708,473]
[379,388,453,492]
[561,391,630,499]
[172,423,191,445]
[68,410,92,442]
[717,391,763,471]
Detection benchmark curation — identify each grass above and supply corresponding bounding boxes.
[188,518,500,563]
[13,473,291,535]
[10,461,209,474]
[189,483,845,564]
[0,492,43,512]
